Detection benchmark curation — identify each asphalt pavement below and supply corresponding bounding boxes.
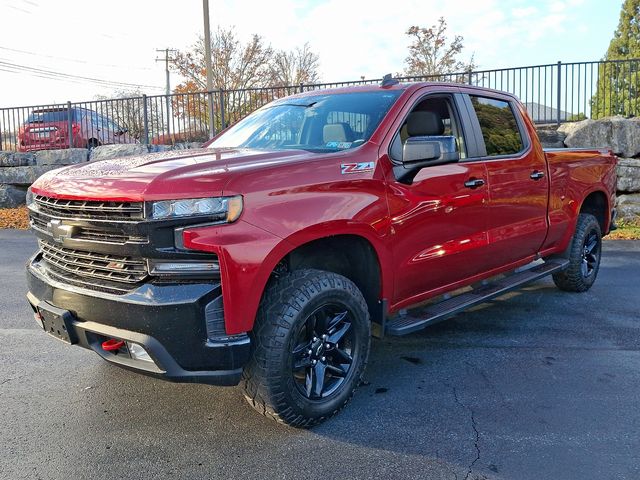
[1,229,639,480]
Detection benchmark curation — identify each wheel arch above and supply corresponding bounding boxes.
[579,189,610,233]
[278,234,386,324]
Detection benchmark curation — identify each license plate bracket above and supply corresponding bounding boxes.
[37,302,78,345]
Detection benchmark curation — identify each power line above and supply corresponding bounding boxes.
[0,46,154,71]
[0,59,164,91]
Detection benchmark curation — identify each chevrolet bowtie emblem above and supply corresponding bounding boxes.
[46,219,76,243]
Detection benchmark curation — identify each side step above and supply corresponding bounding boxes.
[385,259,569,336]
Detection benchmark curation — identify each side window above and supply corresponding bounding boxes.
[390,95,465,161]
[470,96,524,157]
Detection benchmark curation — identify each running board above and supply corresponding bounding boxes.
[385,259,569,336]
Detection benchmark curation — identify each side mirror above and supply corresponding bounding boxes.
[116,128,128,136]
[402,135,459,165]
[395,135,460,184]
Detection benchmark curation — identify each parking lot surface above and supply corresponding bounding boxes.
[1,229,638,479]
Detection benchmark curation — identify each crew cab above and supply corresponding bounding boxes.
[25,79,617,427]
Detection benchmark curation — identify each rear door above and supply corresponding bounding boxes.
[463,93,549,266]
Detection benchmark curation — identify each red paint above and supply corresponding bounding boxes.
[30,83,617,335]
[101,339,125,351]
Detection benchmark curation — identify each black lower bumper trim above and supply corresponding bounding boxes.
[27,256,251,386]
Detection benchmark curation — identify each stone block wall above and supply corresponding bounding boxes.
[0,143,203,208]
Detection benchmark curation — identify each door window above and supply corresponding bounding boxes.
[390,95,465,161]
[469,96,524,157]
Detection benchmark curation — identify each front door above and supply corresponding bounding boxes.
[384,93,493,307]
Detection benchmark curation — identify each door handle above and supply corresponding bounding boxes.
[530,170,545,180]
[464,178,485,189]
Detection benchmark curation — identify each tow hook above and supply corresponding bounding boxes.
[101,338,125,352]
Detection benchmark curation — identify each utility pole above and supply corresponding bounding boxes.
[155,48,177,137]
[203,0,215,138]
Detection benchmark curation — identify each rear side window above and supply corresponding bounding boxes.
[27,109,71,123]
[470,96,524,156]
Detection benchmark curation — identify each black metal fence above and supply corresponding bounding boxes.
[1,59,638,152]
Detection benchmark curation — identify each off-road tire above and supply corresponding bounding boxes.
[242,269,371,428]
[552,213,602,292]
[87,138,100,150]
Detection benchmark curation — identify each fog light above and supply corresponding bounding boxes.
[126,342,153,362]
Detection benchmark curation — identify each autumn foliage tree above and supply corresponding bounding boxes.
[170,27,320,131]
[591,0,640,118]
[403,17,476,80]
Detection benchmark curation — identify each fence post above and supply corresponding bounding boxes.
[467,70,473,85]
[142,94,149,145]
[67,101,73,149]
[556,61,562,125]
[165,94,171,138]
[299,82,304,94]
[208,91,215,137]
[219,89,226,130]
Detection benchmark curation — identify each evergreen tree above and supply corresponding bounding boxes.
[592,0,640,118]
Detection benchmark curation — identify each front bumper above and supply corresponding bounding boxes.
[27,254,251,386]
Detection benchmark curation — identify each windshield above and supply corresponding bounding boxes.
[208,90,402,152]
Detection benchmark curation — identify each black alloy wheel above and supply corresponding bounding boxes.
[291,305,357,400]
[242,269,370,428]
[553,213,603,292]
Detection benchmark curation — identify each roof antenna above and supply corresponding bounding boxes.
[380,74,399,88]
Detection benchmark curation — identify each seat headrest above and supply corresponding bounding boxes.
[323,123,352,143]
[406,111,444,137]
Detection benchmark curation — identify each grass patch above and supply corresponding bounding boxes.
[0,206,29,229]
[607,219,640,240]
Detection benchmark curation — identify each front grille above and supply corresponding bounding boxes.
[40,240,148,286]
[34,195,144,221]
[30,215,146,245]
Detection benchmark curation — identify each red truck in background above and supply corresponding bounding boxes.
[26,79,617,427]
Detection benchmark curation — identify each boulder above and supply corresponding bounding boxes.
[35,148,87,166]
[0,152,37,167]
[0,184,28,208]
[536,126,566,149]
[559,116,640,158]
[90,144,149,161]
[617,158,640,194]
[617,194,640,222]
[0,165,60,185]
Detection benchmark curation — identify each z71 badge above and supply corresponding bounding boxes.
[341,162,375,174]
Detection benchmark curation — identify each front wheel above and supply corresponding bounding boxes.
[242,269,371,428]
[552,213,602,292]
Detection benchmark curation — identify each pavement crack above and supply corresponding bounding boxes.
[447,383,481,480]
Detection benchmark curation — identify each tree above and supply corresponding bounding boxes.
[403,17,476,80]
[270,43,320,86]
[591,0,640,118]
[93,89,164,141]
[170,28,321,130]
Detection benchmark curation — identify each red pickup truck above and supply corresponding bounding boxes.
[26,80,617,427]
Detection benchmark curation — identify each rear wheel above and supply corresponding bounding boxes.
[87,138,100,150]
[552,213,602,292]
[242,269,370,428]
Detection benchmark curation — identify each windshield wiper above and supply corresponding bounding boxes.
[272,101,318,108]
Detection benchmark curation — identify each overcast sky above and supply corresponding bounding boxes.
[0,0,620,108]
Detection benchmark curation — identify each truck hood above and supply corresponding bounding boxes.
[32,148,310,201]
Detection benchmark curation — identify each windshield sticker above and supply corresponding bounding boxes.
[341,162,375,175]
[326,141,353,149]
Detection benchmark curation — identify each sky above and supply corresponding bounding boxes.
[0,0,621,108]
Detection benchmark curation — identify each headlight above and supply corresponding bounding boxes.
[149,195,243,222]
